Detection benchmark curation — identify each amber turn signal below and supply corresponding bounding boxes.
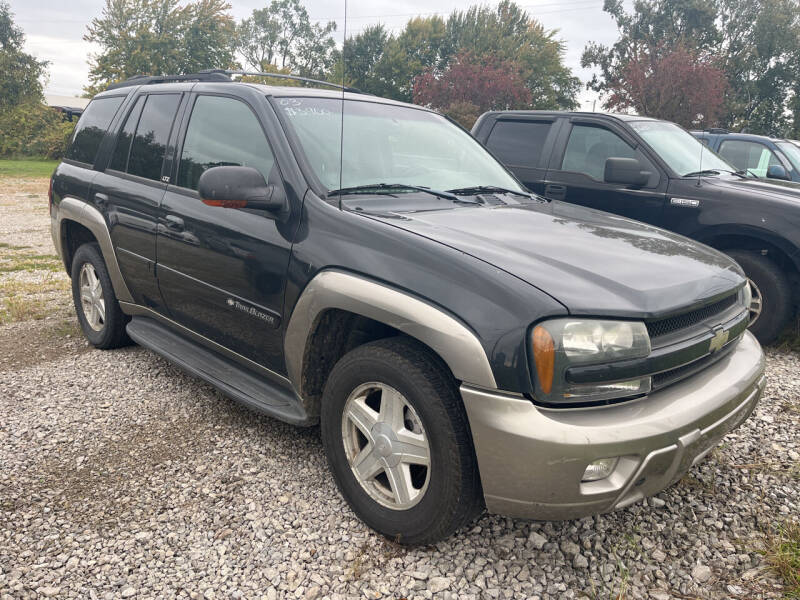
[202,198,248,208]
[532,325,555,394]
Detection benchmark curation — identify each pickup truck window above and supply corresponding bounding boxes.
[178,95,275,190]
[276,97,523,194]
[485,120,551,168]
[65,96,125,165]
[629,120,732,177]
[127,94,181,181]
[775,141,800,172]
[561,124,636,181]
[718,140,782,178]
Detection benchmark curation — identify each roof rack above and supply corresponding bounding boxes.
[106,69,362,94]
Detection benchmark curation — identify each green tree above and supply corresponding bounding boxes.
[236,0,336,78]
[340,2,579,108]
[0,1,47,109]
[84,0,236,95]
[583,0,800,135]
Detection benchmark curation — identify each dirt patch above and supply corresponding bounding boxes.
[0,317,87,372]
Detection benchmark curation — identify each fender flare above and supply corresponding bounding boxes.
[55,197,134,303]
[694,224,800,272]
[283,270,498,391]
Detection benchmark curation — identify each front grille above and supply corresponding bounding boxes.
[651,339,738,391]
[646,293,738,339]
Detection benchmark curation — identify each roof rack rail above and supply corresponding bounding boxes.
[202,69,362,94]
[707,127,730,134]
[105,69,362,94]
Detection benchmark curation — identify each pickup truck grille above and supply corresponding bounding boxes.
[646,293,738,340]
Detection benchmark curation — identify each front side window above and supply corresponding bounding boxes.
[561,124,637,181]
[127,94,181,181]
[178,96,275,190]
[718,140,781,177]
[485,120,552,169]
[275,97,523,193]
[628,120,733,177]
[776,141,800,173]
[65,96,125,165]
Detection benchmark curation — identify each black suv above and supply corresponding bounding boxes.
[473,111,800,343]
[51,72,764,544]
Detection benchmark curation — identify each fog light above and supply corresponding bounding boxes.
[582,457,619,482]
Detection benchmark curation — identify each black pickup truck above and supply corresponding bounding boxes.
[473,111,800,343]
[51,73,764,543]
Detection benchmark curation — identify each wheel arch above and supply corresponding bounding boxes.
[56,197,134,303]
[695,225,800,277]
[284,270,497,417]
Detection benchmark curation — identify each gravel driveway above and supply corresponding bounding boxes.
[1,177,798,599]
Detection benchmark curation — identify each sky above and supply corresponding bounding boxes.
[12,0,625,109]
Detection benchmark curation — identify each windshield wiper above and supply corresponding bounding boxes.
[446,185,532,198]
[683,169,721,178]
[327,183,472,202]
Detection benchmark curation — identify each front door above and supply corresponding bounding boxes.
[156,93,294,373]
[544,120,667,226]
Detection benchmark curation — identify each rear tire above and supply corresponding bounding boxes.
[726,250,793,345]
[320,337,483,544]
[71,243,130,349]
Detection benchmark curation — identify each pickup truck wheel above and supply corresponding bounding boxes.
[726,250,792,345]
[320,337,483,544]
[70,243,130,349]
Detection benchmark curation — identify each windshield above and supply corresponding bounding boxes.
[628,121,736,177]
[777,141,800,172]
[274,96,524,193]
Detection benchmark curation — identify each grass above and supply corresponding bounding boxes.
[0,296,49,324]
[0,247,63,274]
[763,520,800,598]
[0,158,58,179]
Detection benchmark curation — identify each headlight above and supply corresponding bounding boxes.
[531,319,651,406]
[739,283,752,316]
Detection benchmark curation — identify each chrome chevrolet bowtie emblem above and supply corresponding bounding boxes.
[709,326,729,353]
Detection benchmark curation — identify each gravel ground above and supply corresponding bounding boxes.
[1,177,798,599]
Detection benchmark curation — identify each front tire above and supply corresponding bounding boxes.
[726,250,793,345]
[70,243,130,349]
[320,337,483,544]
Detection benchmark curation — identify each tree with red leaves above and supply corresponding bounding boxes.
[412,51,531,129]
[602,44,727,129]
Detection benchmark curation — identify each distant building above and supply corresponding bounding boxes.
[44,94,90,121]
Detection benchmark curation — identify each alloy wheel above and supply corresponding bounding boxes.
[79,262,105,331]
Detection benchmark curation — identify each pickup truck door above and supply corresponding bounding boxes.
[156,92,295,374]
[480,116,560,195]
[542,118,668,226]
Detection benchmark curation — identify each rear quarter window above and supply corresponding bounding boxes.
[65,96,125,165]
[485,120,552,168]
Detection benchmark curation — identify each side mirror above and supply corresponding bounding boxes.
[604,157,651,186]
[198,166,287,213]
[766,164,790,181]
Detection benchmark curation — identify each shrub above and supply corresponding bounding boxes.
[0,102,76,159]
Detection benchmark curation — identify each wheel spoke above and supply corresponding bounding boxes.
[352,444,383,480]
[385,463,413,505]
[80,284,93,304]
[345,397,378,440]
[95,298,106,323]
[396,432,430,466]
[379,386,406,432]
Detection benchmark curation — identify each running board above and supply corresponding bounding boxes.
[126,316,311,426]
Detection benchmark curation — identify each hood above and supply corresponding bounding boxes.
[707,175,800,200]
[364,200,744,318]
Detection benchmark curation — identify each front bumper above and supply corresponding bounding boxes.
[462,330,766,520]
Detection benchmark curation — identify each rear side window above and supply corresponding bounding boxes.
[718,140,781,177]
[65,96,124,165]
[485,120,551,168]
[177,95,275,190]
[108,96,144,172]
[561,124,637,181]
[127,94,181,181]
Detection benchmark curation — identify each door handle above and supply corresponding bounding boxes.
[94,192,109,208]
[544,184,567,201]
[165,215,184,231]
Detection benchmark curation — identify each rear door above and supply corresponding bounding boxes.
[543,118,668,226]
[92,91,183,310]
[156,91,295,373]
[481,116,559,195]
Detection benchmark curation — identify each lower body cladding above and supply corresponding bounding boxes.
[462,331,766,520]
